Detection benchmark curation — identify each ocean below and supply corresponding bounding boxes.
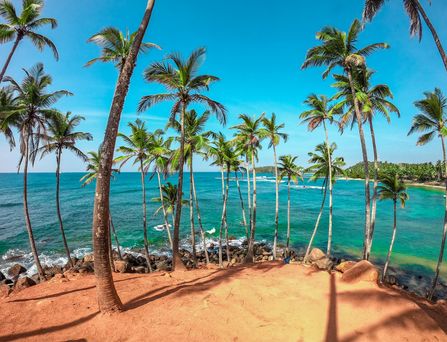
[0,172,446,295]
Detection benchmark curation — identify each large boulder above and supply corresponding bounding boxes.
[335,261,357,273]
[14,276,36,290]
[7,264,27,278]
[342,260,379,284]
[314,257,333,270]
[44,265,64,278]
[308,248,325,263]
[82,254,94,263]
[114,260,130,273]
[155,260,169,271]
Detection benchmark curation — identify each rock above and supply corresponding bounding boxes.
[230,258,238,265]
[155,260,169,271]
[31,274,41,284]
[385,274,398,286]
[14,276,36,290]
[308,248,325,263]
[0,279,13,286]
[7,264,27,278]
[0,284,11,298]
[314,257,333,270]
[49,274,68,283]
[132,266,146,273]
[64,257,79,270]
[342,260,379,284]
[44,265,63,278]
[222,261,230,268]
[82,254,94,263]
[114,260,130,273]
[0,271,5,281]
[78,262,94,274]
[335,261,356,273]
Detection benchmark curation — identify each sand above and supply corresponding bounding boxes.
[0,262,446,341]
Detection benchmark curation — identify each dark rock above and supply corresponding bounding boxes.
[155,260,169,271]
[64,257,79,270]
[385,274,398,286]
[14,276,36,290]
[314,257,333,270]
[31,273,40,284]
[114,260,130,273]
[44,265,63,278]
[78,262,94,274]
[0,279,13,286]
[0,271,5,281]
[7,264,27,278]
[132,266,146,273]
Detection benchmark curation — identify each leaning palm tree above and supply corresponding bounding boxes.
[362,0,447,71]
[3,63,71,280]
[304,142,345,262]
[333,68,400,257]
[231,156,248,239]
[151,182,188,229]
[377,173,409,282]
[138,47,226,270]
[115,119,153,272]
[302,19,389,260]
[278,155,303,257]
[232,114,266,262]
[89,0,155,312]
[0,86,17,149]
[0,0,58,82]
[261,113,288,260]
[408,88,447,300]
[34,112,92,267]
[86,27,160,72]
[300,94,340,258]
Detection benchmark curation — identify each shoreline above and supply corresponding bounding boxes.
[341,177,446,190]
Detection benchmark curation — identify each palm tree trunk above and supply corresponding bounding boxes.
[218,167,225,267]
[109,215,122,260]
[286,177,291,257]
[347,69,371,261]
[91,0,155,312]
[415,0,447,72]
[0,35,22,83]
[304,185,328,263]
[382,199,397,282]
[246,158,252,239]
[157,171,173,249]
[245,150,257,263]
[191,169,209,265]
[173,102,187,270]
[323,121,333,257]
[225,167,231,263]
[235,171,248,238]
[429,136,447,299]
[273,144,279,260]
[368,118,379,256]
[189,158,197,266]
[55,149,73,267]
[108,225,115,272]
[140,160,152,273]
[23,134,45,280]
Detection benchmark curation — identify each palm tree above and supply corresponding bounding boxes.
[232,114,266,262]
[304,143,345,262]
[333,68,400,257]
[89,0,155,312]
[35,111,92,267]
[261,113,288,260]
[115,119,153,272]
[408,88,447,300]
[3,63,71,280]
[362,0,447,71]
[302,19,389,260]
[300,94,340,258]
[138,47,226,270]
[278,155,303,257]
[0,86,17,149]
[152,182,188,231]
[0,0,58,83]
[231,156,248,239]
[86,27,160,72]
[377,173,409,282]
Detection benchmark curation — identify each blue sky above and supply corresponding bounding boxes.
[1,0,447,172]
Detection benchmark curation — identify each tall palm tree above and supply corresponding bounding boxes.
[89,0,155,312]
[333,68,400,257]
[115,119,153,272]
[302,19,389,260]
[138,47,226,270]
[232,114,266,262]
[278,155,303,257]
[304,142,345,262]
[0,0,58,83]
[231,156,248,239]
[261,113,288,260]
[362,0,447,71]
[35,111,92,267]
[408,88,447,300]
[300,94,340,258]
[86,27,160,72]
[0,86,17,149]
[3,63,71,280]
[377,173,409,282]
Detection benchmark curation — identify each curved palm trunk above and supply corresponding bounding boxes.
[191,169,209,265]
[219,166,231,267]
[368,118,379,255]
[286,177,291,257]
[273,144,279,260]
[415,0,447,72]
[156,171,173,249]
[347,69,371,261]
[140,161,152,273]
[91,0,155,313]
[246,158,252,240]
[235,171,248,238]
[23,134,45,280]
[323,121,333,257]
[189,159,197,266]
[109,215,122,260]
[108,225,115,272]
[55,149,73,267]
[382,199,397,282]
[0,35,22,83]
[429,136,447,300]
[225,168,231,263]
[245,150,257,263]
[304,185,328,263]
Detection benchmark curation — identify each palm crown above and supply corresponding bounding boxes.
[378,173,409,207]
[307,142,345,185]
[278,155,303,183]
[231,113,266,158]
[80,149,120,187]
[261,113,288,147]
[151,182,188,215]
[0,86,17,148]
[300,94,341,130]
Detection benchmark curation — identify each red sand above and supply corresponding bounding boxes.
[0,262,446,341]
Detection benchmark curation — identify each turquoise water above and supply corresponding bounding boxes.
[0,172,446,293]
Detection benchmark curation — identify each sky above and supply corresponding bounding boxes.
[1,0,447,172]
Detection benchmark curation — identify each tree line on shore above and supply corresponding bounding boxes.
[1,0,447,312]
